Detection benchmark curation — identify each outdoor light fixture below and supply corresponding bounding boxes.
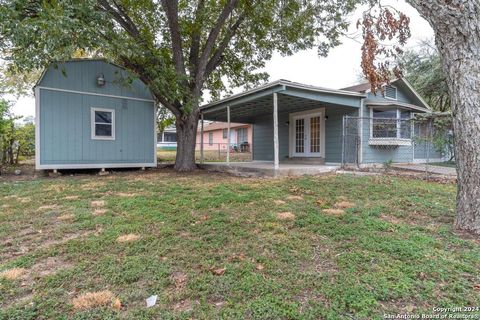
[96,73,106,86]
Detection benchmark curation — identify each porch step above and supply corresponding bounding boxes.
[284,157,325,165]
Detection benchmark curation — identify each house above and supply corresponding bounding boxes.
[196,122,252,152]
[34,59,157,170]
[199,78,441,170]
[157,126,177,150]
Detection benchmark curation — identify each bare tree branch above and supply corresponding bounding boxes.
[161,0,186,77]
[195,0,239,85]
[188,0,205,77]
[204,14,245,79]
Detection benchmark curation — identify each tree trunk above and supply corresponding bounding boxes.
[174,110,200,171]
[408,0,480,234]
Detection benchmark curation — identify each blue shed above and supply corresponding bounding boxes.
[34,59,157,170]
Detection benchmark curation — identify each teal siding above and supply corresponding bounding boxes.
[39,90,155,165]
[366,85,415,105]
[38,60,153,101]
[361,104,414,163]
[253,113,289,161]
[252,107,357,162]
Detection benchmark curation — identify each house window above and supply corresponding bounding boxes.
[371,108,411,139]
[209,132,213,146]
[164,132,177,142]
[222,129,228,139]
[237,128,248,144]
[91,108,115,140]
[385,85,397,100]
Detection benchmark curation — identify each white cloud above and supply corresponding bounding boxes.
[10,0,432,118]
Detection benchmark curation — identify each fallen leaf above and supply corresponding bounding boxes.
[474,284,480,291]
[256,263,264,271]
[316,199,327,206]
[210,267,226,276]
[113,298,122,310]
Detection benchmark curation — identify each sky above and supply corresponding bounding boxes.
[9,0,433,119]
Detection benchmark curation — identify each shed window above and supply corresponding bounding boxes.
[222,129,228,139]
[384,85,397,100]
[92,108,115,140]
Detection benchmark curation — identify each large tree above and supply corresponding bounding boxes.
[0,0,360,171]
[360,1,480,234]
[401,40,450,112]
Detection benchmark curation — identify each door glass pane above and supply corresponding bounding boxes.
[310,116,321,153]
[295,118,304,153]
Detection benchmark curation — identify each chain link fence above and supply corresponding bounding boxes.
[157,143,252,163]
[342,115,455,177]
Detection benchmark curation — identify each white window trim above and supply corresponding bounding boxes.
[369,107,412,142]
[91,107,115,140]
[384,84,398,100]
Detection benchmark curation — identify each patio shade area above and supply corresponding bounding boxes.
[198,80,365,172]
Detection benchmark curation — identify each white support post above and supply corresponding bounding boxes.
[200,113,204,164]
[227,106,231,164]
[273,92,279,172]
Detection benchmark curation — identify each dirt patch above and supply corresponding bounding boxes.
[116,234,141,243]
[380,214,403,225]
[91,200,106,207]
[0,268,28,280]
[37,205,59,211]
[334,201,355,209]
[322,209,345,217]
[71,290,120,310]
[273,199,286,205]
[170,271,188,290]
[286,195,303,201]
[30,257,73,278]
[93,209,107,216]
[57,213,75,221]
[276,211,296,221]
[116,192,138,198]
[173,299,195,312]
[64,195,80,200]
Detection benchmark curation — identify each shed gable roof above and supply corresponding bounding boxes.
[35,59,154,101]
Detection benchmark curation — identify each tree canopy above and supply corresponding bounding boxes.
[401,40,450,112]
[0,0,361,114]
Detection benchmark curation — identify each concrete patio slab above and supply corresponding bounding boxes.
[392,163,457,176]
[198,161,339,177]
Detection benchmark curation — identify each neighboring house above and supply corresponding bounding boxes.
[200,78,441,165]
[157,126,177,150]
[35,59,157,170]
[196,122,252,152]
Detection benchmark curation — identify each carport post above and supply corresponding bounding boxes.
[273,92,279,172]
[200,113,204,164]
[227,105,230,164]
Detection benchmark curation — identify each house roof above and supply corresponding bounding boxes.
[201,79,366,111]
[200,122,249,132]
[341,82,371,92]
[341,78,431,110]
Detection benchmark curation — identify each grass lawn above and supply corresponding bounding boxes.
[0,170,478,319]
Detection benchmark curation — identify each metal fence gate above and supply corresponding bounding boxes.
[341,115,454,174]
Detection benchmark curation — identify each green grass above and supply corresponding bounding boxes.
[0,170,478,319]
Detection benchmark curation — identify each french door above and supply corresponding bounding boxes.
[292,111,324,157]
